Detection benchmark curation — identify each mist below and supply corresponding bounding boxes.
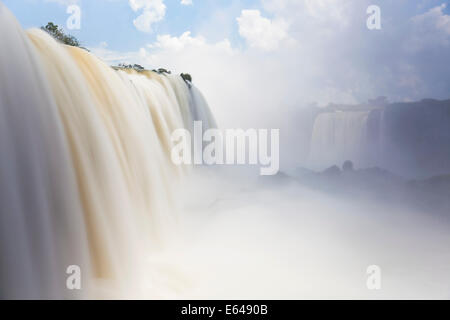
[1,0,450,300]
[166,167,450,299]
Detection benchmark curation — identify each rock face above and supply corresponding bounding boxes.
[379,99,450,177]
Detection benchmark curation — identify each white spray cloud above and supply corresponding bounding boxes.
[237,9,293,51]
[92,1,450,170]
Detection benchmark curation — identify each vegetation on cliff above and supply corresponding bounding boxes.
[41,22,80,47]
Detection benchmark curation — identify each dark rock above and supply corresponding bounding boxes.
[322,165,341,176]
[342,160,354,172]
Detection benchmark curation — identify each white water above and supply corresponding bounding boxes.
[0,4,216,299]
[308,110,371,170]
[1,3,450,300]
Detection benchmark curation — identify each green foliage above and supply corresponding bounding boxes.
[153,68,172,74]
[117,63,145,71]
[180,73,192,83]
[41,22,80,47]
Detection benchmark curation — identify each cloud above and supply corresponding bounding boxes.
[95,1,450,104]
[181,0,193,6]
[128,0,166,33]
[412,4,450,34]
[92,0,450,161]
[95,1,450,107]
[147,31,234,53]
[90,45,145,66]
[237,9,291,51]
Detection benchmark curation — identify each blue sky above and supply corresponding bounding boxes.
[3,0,450,117]
[3,0,263,51]
[4,1,450,55]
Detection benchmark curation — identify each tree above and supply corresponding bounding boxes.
[153,68,171,74]
[41,22,80,47]
[342,160,354,172]
[181,73,192,83]
[118,63,133,69]
[116,63,145,71]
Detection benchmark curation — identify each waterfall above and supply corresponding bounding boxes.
[0,4,216,299]
[308,110,371,170]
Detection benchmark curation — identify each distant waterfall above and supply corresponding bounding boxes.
[0,4,216,299]
[308,110,371,170]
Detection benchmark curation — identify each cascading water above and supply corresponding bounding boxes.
[0,5,89,299]
[0,4,216,299]
[308,110,371,170]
